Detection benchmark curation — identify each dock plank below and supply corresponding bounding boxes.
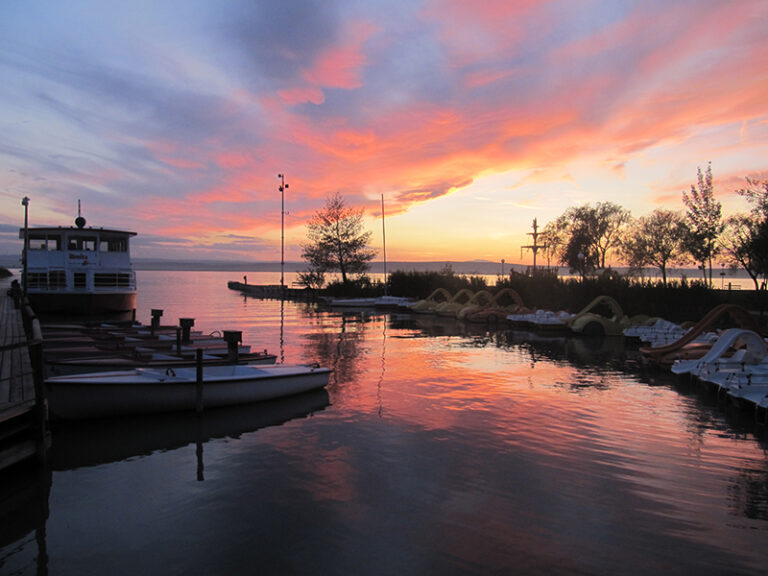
[0,278,38,423]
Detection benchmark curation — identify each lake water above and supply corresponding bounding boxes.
[2,270,768,575]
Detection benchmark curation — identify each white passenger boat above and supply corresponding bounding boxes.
[46,363,331,419]
[21,208,137,316]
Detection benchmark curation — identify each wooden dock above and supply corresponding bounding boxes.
[0,278,48,471]
[227,281,317,301]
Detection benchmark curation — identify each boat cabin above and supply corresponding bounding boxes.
[20,217,137,315]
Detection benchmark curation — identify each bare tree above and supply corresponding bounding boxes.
[301,192,376,285]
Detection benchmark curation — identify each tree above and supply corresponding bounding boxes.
[539,218,568,269]
[545,201,631,275]
[591,202,633,268]
[738,176,768,216]
[721,177,768,289]
[621,209,688,285]
[301,192,376,285]
[682,162,723,286]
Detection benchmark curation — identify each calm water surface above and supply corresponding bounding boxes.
[2,270,768,575]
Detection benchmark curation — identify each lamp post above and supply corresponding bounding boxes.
[277,174,288,289]
[577,251,585,280]
[21,196,29,295]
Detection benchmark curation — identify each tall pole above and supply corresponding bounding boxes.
[521,218,541,275]
[381,194,387,296]
[277,174,288,289]
[22,196,29,295]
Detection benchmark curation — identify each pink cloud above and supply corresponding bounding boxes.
[278,86,325,105]
[145,140,206,170]
[303,21,376,89]
[423,0,545,61]
[216,151,252,170]
[277,20,376,105]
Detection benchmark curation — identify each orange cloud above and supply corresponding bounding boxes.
[303,21,376,89]
[278,86,325,105]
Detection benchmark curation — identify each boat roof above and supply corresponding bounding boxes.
[20,226,137,237]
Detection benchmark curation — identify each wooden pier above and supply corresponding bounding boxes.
[227,281,317,301]
[0,279,48,471]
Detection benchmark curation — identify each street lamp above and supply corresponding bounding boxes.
[277,174,288,289]
[21,196,29,295]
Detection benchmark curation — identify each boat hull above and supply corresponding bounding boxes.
[46,364,331,419]
[45,351,277,376]
[28,291,137,316]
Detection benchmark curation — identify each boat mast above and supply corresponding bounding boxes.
[381,194,387,296]
[521,218,542,274]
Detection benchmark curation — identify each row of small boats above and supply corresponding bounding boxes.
[409,290,657,336]
[409,288,524,322]
[628,304,768,414]
[42,319,331,420]
[42,321,276,375]
[413,293,768,414]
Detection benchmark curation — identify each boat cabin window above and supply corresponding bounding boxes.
[28,234,47,250]
[49,270,66,288]
[27,272,47,288]
[74,272,86,288]
[27,233,61,251]
[27,270,66,289]
[68,236,97,251]
[99,237,128,252]
[95,272,132,287]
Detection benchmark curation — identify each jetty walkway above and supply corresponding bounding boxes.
[0,279,47,471]
[227,281,317,301]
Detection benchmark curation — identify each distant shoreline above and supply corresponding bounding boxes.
[0,255,756,283]
[129,259,526,275]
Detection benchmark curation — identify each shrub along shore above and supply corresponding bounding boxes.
[322,268,767,329]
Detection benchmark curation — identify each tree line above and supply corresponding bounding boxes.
[538,164,768,289]
[299,167,768,291]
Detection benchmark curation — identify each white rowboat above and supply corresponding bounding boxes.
[46,363,331,419]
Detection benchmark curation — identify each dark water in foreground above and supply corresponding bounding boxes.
[3,271,768,575]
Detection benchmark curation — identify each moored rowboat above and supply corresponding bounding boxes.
[46,363,331,419]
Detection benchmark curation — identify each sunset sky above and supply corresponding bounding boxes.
[1,0,766,265]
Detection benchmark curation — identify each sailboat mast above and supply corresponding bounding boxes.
[381,194,387,296]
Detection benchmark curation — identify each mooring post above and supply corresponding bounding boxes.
[29,318,48,462]
[222,330,242,362]
[179,318,195,344]
[195,348,203,413]
[150,309,163,335]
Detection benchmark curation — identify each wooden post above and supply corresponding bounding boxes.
[30,318,48,461]
[195,348,203,413]
[150,309,163,335]
[179,318,195,344]
[222,330,242,363]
